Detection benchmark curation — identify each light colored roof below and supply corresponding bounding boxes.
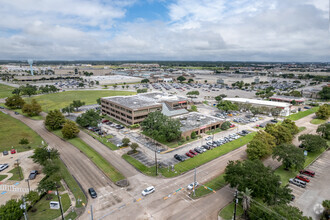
[269,95,305,102]
[224,98,291,108]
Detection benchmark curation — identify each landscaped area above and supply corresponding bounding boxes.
[27,193,71,220]
[53,130,125,183]
[84,129,118,150]
[122,154,157,176]
[0,83,14,98]
[25,90,136,112]
[0,103,44,120]
[8,166,24,181]
[191,174,226,198]
[0,112,43,152]
[310,118,326,125]
[219,202,244,220]
[0,175,7,181]
[287,107,319,121]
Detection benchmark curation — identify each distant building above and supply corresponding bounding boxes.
[269,95,305,104]
[217,79,225,84]
[254,77,260,84]
[301,88,322,99]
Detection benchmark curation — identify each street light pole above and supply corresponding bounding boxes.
[193,168,197,197]
[16,159,22,181]
[155,150,158,176]
[26,179,30,193]
[56,185,64,220]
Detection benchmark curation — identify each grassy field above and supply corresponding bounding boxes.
[122,154,157,176]
[310,119,326,125]
[219,202,244,220]
[65,211,77,220]
[287,107,319,121]
[0,112,43,152]
[84,129,118,150]
[53,130,125,183]
[0,175,7,181]
[191,174,226,198]
[25,90,136,112]
[28,193,71,220]
[56,159,87,208]
[0,84,14,98]
[8,166,24,181]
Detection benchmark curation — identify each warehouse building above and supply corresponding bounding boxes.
[224,98,291,116]
[269,95,305,104]
[101,92,188,126]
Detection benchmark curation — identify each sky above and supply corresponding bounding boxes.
[0,0,329,61]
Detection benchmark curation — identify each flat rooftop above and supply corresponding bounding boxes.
[270,95,305,102]
[102,92,187,110]
[174,112,223,133]
[224,98,291,108]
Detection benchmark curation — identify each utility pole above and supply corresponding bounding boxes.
[21,196,28,220]
[16,159,22,181]
[90,205,94,220]
[155,150,158,176]
[56,186,64,220]
[193,168,196,197]
[233,190,238,220]
[26,179,30,193]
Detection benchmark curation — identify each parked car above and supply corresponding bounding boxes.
[174,154,185,162]
[14,112,19,115]
[289,178,306,188]
[201,145,211,150]
[186,152,194,158]
[189,150,198,155]
[11,149,16,154]
[296,175,310,183]
[29,170,38,180]
[304,106,311,109]
[299,169,315,177]
[194,147,203,154]
[88,188,97,198]
[3,151,8,156]
[205,136,212,141]
[0,164,9,172]
[230,124,235,128]
[187,182,199,190]
[142,186,155,196]
[270,119,278,123]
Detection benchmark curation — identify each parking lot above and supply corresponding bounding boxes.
[290,150,330,219]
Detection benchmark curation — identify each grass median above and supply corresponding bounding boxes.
[219,202,244,220]
[191,174,226,198]
[0,175,7,181]
[8,166,24,181]
[287,107,319,121]
[310,118,326,125]
[122,154,157,176]
[53,130,125,183]
[84,129,118,150]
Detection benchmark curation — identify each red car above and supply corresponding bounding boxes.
[230,124,235,128]
[296,175,310,183]
[189,150,198,155]
[300,169,315,177]
[102,120,109,123]
[186,152,194,158]
[11,149,16,154]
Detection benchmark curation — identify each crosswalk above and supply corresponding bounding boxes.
[0,185,29,192]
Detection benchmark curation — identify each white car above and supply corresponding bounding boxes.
[142,186,155,196]
[205,136,212,141]
[187,182,199,190]
[0,163,9,172]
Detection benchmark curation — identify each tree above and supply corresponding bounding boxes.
[43,162,60,177]
[96,98,101,105]
[215,95,223,102]
[0,199,24,220]
[317,123,330,140]
[61,120,80,139]
[45,109,65,130]
[250,107,260,116]
[177,76,186,83]
[316,104,330,120]
[188,79,194,83]
[281,119,299,135]
[186,91,199,96]
[76,109,102,127]
[37,179,57,194]
[225,160,291,205]
[190,132,197,139]
[221,121,231,130]
[141,111,181,142]
[20,84,37,96]
[239,188,252,219]
[246,131,276,160]
[122,138,130,146]
[318,86,330,100]
[265,123,292,145]
[190,105,197,112]
[31,146,59,166]
[141,79,149,83]
[130,142,139,153]
[26,191,40,206]
[5,95,25,109]
[217,100,238,112]
[19,138,29,145]
[78,82,84,88]
[272,144,305,170]
[137,88,148,93]
[61,105,74,115]
[71,100,85,111]
[22,99,42,116]
[298,134,327,152]
[12,88,21,95]
[204,80,207,83]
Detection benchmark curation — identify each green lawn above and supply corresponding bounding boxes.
[0,83,14,98]
[56,159,87,208]
[310,118,326,125]
[191,174,226,198]
[65,211,77,220]
[298,127,306,132]
[287,107,319,121]
[28,193,71,220]
[219,202,244,220]
[8,166,24,181]
[275,148,326,186]
[122,154,157,176]
[84,130,118,150]
[206,128,223,135]
[0,175,7,181]
[0,112,43,152]
[53,130,125,183]
[25,90,136,112]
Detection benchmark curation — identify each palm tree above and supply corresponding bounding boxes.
[239,188,253,219]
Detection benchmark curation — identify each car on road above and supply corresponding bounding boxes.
[189,150,198,155]
[142,186,155,196]
[14,112,19,115]
[289,178,306,188]
[0,163,9,172]
[3,151,8,156]
[11,149,16,154]
[299,169,315,177]
[88,188,97,198]
[174,154,185,162]
[186,152,194,158]
[296,175,310,183]
[29,170,38,180]
[187,182,199,190]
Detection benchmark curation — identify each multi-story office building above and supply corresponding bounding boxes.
[101,92,188,126]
